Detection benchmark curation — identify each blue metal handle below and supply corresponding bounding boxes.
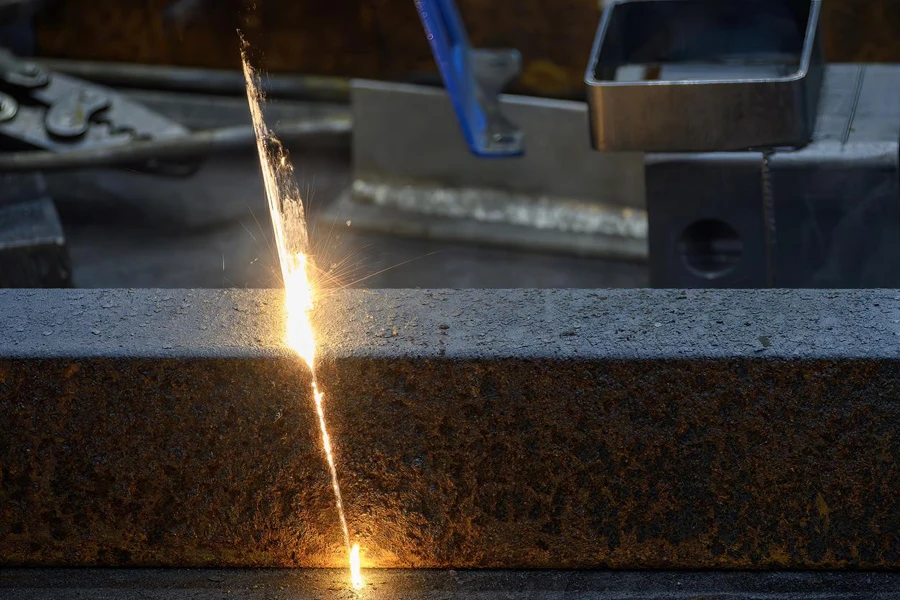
[415,0,523,157]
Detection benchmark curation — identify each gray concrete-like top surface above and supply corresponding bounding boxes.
[2,288,900,359]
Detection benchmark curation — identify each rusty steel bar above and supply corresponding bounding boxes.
[1,288,899,569]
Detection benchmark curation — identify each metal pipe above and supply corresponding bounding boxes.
[38,58,350,103]
[36,58,351,103]
[0,115,351,172]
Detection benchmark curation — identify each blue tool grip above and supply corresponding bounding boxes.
[415,0,522,157]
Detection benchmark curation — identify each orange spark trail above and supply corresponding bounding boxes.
[240,38,363,591]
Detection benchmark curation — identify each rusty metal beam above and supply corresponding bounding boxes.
[1,288,900,569]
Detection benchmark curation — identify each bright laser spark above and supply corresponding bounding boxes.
[350,543,364,590]
[241,38,364,591]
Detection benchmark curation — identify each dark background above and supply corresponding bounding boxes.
[33,0,900,99]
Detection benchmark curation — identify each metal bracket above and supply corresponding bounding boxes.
[415,0,524,157]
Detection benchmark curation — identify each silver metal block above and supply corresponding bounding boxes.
[770,65,900,287]
[646,65,900,288]
[646,152,768,287]
[324,80,647,260]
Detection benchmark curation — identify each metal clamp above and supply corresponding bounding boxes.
[415,0,524,157]
[0,49,187,159]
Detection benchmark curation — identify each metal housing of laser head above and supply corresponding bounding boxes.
[415,0,524,157]
[584,0,824,152]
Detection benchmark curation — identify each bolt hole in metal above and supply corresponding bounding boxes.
[678,219,743,279]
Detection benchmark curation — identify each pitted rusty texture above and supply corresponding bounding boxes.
[1,289,899,568]
[323,357,900,568]
[1,357,333,566]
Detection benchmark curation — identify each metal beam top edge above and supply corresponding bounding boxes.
[2,288,900,360]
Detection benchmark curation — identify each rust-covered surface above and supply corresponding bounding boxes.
[31,0,900,98]
[0,356,336,566]
[1,289,900,568]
